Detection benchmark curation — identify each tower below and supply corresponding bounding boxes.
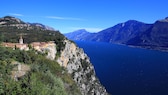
[19,35,23,44]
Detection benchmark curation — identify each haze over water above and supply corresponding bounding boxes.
[75,41,168,95]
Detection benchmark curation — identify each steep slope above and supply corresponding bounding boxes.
[57,40,108,95]
[91,20,151,43]
[126,17,168,50]
[0,16,108,95]
[149,19,168,46]
[0,46,81,95]
[65,20,151,43]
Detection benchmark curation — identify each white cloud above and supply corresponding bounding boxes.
[70,27,103,32]
[8,13,23,16]
[46,16,85,21]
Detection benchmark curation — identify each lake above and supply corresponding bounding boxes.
[75,41,168,95]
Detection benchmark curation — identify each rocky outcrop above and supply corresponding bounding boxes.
[57,40,108,95]
[31,42,57,60]
[57,40,77,67]
[45,43,57,60]
[11,61,30,81]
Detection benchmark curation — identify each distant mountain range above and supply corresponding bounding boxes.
[64,29,93,41]
[65,17,168,51]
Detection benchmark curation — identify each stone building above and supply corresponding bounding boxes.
[1,35,56,60]
[2,35,29,50]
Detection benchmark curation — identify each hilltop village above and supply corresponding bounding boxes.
[1,35,56,60]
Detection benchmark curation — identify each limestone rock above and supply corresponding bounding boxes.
[57,39,108,95]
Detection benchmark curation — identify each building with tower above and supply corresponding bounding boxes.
[1,35,29,50]
[19,35,23,44]
[1,35,56,59]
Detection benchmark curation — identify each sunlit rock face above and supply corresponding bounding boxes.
[57,39,108,95]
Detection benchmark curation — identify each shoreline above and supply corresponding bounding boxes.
[74,40,168,53]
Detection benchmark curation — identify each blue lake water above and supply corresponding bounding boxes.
[75,41,168,95]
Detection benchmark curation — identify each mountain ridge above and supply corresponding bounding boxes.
[65,17,168,51]
[0,16,55,31]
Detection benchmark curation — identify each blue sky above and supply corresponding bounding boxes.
[0,0,167,33]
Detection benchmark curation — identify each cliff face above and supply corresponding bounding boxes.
[0,16,108,94]
[31,42,57,60]
[57,40,108,95]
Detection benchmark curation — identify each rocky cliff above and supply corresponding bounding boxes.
[0,16,108,95]
[57,39,108,95]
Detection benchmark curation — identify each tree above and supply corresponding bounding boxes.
[0,75,4,94]
[0,33,4,42]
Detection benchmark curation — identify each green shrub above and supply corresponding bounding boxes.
[0,46,81,95]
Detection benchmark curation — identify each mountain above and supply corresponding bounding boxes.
[126,17,168,50]
[65,20,152,43]
[0,16,63,44]
[64,29,93,41]
[90,20,152,43]
[0,16,108,95]
[65,17,168,51]
[0,16,55,31]
[30,23,55,31]
[0,16,25,24]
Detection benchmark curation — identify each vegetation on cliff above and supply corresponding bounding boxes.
[0,16,81,95]
[0,46,81,95]
[0,16,108,95]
